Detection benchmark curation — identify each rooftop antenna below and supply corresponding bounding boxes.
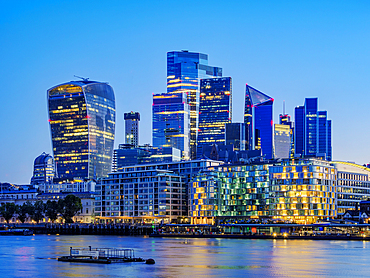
[283,100,286,115]
[74,75,89,81]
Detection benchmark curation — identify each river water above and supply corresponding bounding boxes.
[1,234,370,277]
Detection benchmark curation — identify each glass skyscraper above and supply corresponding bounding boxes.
[197,77,232,158]
[167,50,222,159]
[124,111,140,146]
[225,123,246,151]
[279,113,294,158]
[294,98,332,160]
[244,85,274,159]
[152,92,190,159]
[47,80,115,180]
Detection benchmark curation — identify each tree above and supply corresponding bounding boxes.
[16,201,35,223]
[0,203,17,224]
[58,195,83,223]
[30,201,45,223]
[45,200,59,223]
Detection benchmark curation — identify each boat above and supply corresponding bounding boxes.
[58,247,155,264]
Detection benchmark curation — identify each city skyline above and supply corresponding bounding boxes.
[1,1,370,183]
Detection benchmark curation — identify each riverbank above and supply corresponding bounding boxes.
[150,233,370,241]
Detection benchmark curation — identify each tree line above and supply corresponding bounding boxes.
[0,195,83,224]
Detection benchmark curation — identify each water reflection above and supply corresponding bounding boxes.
[0,235,369,277]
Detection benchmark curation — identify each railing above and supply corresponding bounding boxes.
[70,247,135,258]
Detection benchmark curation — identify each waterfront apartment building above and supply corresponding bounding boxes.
[294,98,332,160]
[269,159,337,224]
[47,80,116,180]
[31,152,55,185]
[189,158,344,224]
[152,92,190,159]
[244,85,274,159]
[332,161,370,215]
[167,50,222,159]
[190,163,271,224]
[124,111,140,146]
[96,159,223,224]
[197,77,232,158]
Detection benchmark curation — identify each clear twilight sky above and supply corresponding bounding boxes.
[1,1,369,184]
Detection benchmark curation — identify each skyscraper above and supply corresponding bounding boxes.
[152,92,190,159]
[225,123,246,151]
[47,80,115,180]
[244,85,274,159]
[197,77,232,158]
[167,50,222,159]
[294,98,332,160]
[274,124,291,159]
[279,113,294,158]
[30,152,55,185]
[124,111,140,146]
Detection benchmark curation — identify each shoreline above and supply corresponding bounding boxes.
[150,233,370,241]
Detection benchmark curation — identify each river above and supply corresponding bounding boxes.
[0,235,369,277]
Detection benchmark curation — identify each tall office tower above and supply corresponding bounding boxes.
[279,113,294,158]
[225,123,246,151]
[244,85,274,159]
[274,124,291,159]
[294,98,332,160]
[48,80,115,180]
[30,152,55,185]
[152,92,190,159]
[196,77,232,158]
[167,50,222,159]
[124,111,140,146]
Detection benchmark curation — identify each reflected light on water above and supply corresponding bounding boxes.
[0,236,369,277]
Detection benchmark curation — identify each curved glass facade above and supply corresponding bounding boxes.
[48,81,115,180]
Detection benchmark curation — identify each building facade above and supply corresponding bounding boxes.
[225,123,246,151]
[279,114,294,158]
[47,80,115,180]
[332,161,370,215]
[31,152,55,185]
[113,144,181,171]
[124,111,140,146]
[190,163,271,224]
[294,98,332,160]
[274,124,291,159]
[96,159,223,223]
[269,159,337,224]
[167,50,222,159]
[152,92,190,159]
[244,85,274,159]
[197,77,232,158]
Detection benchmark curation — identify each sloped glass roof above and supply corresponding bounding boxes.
[247,85,273,106]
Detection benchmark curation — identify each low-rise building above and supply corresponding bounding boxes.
[332,161,370,216]
[269,159,337,224]
[96,159,223,224]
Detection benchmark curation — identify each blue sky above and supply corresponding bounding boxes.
[1,0,370,184]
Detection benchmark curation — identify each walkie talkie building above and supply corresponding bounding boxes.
[47,80,115,180]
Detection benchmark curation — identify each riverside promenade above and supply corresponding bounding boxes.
[151,223,370,241]
[5,222,370,241]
